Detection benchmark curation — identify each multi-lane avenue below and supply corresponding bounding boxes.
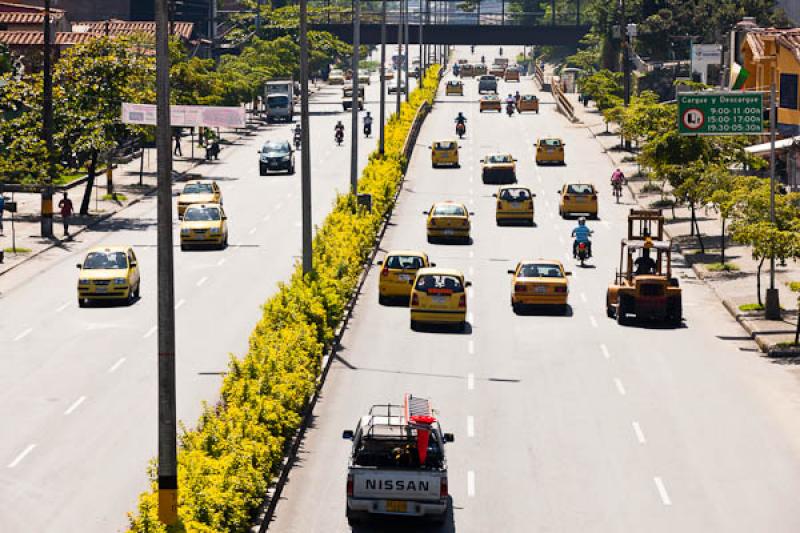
[268,46,800,533]
[0,53,418,532]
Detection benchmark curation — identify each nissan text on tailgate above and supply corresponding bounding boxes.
[342,394,454,525]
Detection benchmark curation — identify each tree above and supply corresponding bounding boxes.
[727,179,800,305]
[54,37,154,214]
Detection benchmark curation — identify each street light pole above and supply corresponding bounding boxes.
[404,0,410,101]
[418,0,423,78]
[41,0,54,239]
[154,0,178,525]
[350,0,360,195]
[396,0,403,114]
[300,0,313,273]
[766,77,781,319]
[379,0,386,154]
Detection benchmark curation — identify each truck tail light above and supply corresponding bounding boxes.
[515,283,526,293]
[592,194,598,201]
[430,218,437,226]
[458,294,466,308]
[497,202,502,210]
[563,195,570,200]
[554,286,567,293]
[440,477,448,498]
[347,474,354,496]
[381,266,389,277]
[411,293,419,306]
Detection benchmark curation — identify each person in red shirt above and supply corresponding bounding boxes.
[58,192,74,237]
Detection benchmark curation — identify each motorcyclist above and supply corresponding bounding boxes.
[480,55,485,64]
[505,94,515,115]
[571,217,593,258]
[455,112,467,136]
[293,123,302,148]
[514,90,521,104]
[334,120,345,143]
[363,111,373,137]
[471,44,475,54]
[499,47,503,56]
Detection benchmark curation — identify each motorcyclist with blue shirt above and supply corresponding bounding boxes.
[571,217,593,258]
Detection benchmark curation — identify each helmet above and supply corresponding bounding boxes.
[578,217,586,224]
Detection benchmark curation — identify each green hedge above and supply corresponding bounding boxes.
[126,65,441,533]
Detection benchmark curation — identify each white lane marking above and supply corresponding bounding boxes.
[468,188,474,195]
[467,373,475,390]
[7,444,36,469]
[469,251,474,258]
[13,328,33,341]
[601,220,610,228]
[549,212,555,219]
[196,276,208,287]
[64,395,86,416]
[56,301,70,313]
[633,421,646,444]
[467,470,476,497]
[580,292,587,303]
[600,344,610,359]
[469,176,474,183]
[614,378,627,396]
[467,416,475,437]
[468,340,475,355]
[467,312,474,325]
[469,266,475,276]
[216,258,226,267]
[263,214,271,222]
[654,477,672,506]
[589,315,598,328]
[144,325,157,338]
[248,227,257,235]
[108,357,127,373]
[286,192,293,199]
[275,202,283,210]
[558,235,564,244]
[174,299,186,311]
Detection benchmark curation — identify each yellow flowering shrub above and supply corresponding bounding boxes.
[127,65,440,533]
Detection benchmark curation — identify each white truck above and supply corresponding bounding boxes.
[342,394,454,525]
[264,79,294,123]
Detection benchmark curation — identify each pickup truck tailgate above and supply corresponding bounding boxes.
[352,470,443,501]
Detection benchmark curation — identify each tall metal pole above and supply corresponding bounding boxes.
[255,0,263,33]
[404,0,410,101]
[396,0,403,114]
[418,0,423,78]
[350,0,361,195]
[41,0,54,239]
[300,0,313,273]
[154,0,178,525]
[379,0,387,154]
[621,0,630,107]
[766,78,781,319]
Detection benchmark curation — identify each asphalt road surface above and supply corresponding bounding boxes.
[0,51,418,532]
[267,46,800,533]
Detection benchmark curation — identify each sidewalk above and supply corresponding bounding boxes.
[565,92,799,355]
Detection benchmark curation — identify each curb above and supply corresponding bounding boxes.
[254,79,441,532]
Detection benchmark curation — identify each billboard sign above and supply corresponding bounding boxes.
[121,103,246,129]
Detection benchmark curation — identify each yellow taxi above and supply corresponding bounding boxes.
[535,137,565,165]
[445,80,464,96]
[460,64,476,77]
[76,246,141,307]
[180,203,229,250]
[329,68,345,85]
[517,94,539,113]
[558,183,598,219]
[430,140,460,168]
[377,250,433,304]
[494,186,535,225]
[508,260,570,314]
[177,180,222,218]
[410,267,471,331]
[425,201,472,243]
[479,95,502,113]
[480,153,517,184]
[504,67,521,82]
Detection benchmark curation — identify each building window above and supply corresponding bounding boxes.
[780,73,798,110]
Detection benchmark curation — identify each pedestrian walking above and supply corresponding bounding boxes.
[58,191,74,238]
[173,128,183,156]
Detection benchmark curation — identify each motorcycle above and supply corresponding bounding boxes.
[364,123,372,138]
[506,102,515,116]
[576,241,590,267]
[335,129,344,146]
[456,122,466,139]
[294,132,302,150]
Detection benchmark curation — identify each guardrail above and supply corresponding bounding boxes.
[551,75,578,123]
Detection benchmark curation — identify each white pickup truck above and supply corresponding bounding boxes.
[342,395,454,525]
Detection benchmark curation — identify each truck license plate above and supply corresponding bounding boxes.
[397,274,411,282]
[510,202,521,208]
[534,286,547,294]
[386,500,407,513]
[443,229,454,236]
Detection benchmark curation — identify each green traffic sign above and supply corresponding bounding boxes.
[677,91,763,135]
